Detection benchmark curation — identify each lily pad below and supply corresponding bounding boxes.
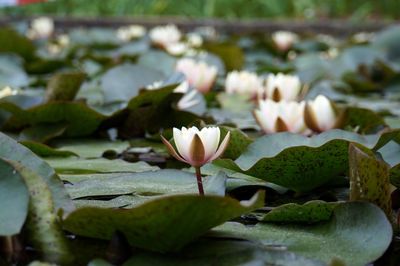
[215,129,400,192]
[261,200,339,224]
[62,192,264,253]
[45,72,86,102]
[45,157,158,174]
[215,202,392,266]
[64,169,225,199]
[0,132,73,214]
[0,158,29,236]
[100,63,164,103]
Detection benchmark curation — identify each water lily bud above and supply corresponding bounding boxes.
[272,31,298,52]
[304,95,338,132]
[28,17,54,39]
[149,24,181,48]
[225,70,263,98]
[117,25,146,42]
[175,58,217,93]
[161,126,230,167]
[0,86,17,99]
[261,73,302,101]
[254,99,309,134]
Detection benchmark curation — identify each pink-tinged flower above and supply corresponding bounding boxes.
[149,24,181,48]
[161,126,230,168]
[253,99,310,134]
[272,31,298,52]
[175,58,218,93]
[260,73,302,101]
[304,95,340,133]
[225,70,263,98]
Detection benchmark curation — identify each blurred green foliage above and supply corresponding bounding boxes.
[0,0,399,20]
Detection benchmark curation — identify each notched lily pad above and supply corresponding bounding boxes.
[261,200,339,224]
[62,192,264,253]
[215,129,400,192]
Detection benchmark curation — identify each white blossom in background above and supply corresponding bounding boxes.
[272,31,298,52]
[165,42,189,56]
[352,32,375,43]
[27,17,54,39]
[149,24,181,47]
[116,25,146,42]
[225,70,263,98]
[186,33,203,48]
[260,73,302,101]
[253,99,309,134]
[304,95,339,133]
[57,34,70,47]
[0,86,17,99]
[175,58,217,93]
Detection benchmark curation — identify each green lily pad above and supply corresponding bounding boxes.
[220,126,252,160]
[0,132,73,214]
[21,141,78,158]
[261,200,339,224]
[0,27,36,60]
[0,54,29,88]
[215,202,392,266]
[52,139,130,158]
[215,129,400,192]
[64,169,225,199]
[45,157,158,174]
[0,158,29,236]
[203,42,244,71]
[2,102,106,137]
[62,192,264,253]
[8,160,72,264]
[349,143,392,219]
[100,63,164,103]
[45,71,86,102]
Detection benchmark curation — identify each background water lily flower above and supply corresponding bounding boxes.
[260,73,302,101]
[304,95,340,133]
[149,24,182,47]
[165,42,189,56]
[175,58,218,93]
[117,24,146,41]
[272,30,299,51]
[225,70,263,98]
[161,126,230,195]
[27,16,54,39]
[254,99,310,134]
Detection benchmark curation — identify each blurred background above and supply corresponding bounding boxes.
[0,0,399,21]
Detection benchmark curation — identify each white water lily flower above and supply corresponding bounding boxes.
[186,33,203,47]
[27,17,54,39]
[272,31,298,52]
[304,95,339,132]
[254,99,309,134]
[261,73,302,101]
[161,126,230,167]
[117,25,146,42]
[225,70,263,98]
[149,24,181,47]
[0,86,17,99]
[175,58,217,93]
[165,42,189,56]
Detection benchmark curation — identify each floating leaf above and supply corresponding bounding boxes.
[261,200,338,224]
[21,141,77,158]
[63,192,264,253]
[0,159,29,236]
[0,132,73,214]
[45,72,86,102]
[215,202,392,266]
[215,129,400,192]
[349,143,392,219]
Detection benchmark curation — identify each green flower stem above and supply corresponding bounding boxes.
[195,167,204,195]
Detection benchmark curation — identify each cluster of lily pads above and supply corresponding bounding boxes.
[0,16,399,265]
